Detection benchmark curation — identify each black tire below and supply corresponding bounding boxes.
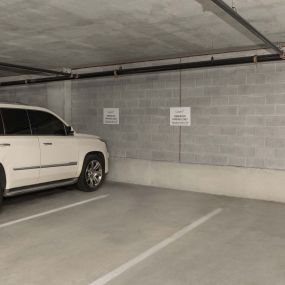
[0,166,5,210]
[77,154,105,192]
[0,187,3,210]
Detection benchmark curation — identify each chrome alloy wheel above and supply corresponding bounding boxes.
[85,160,103,187]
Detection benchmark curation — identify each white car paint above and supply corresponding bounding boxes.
[0,103,109,194]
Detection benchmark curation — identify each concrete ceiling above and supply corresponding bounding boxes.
[0,0,284,72]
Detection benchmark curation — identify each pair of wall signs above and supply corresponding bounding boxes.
[103,107,191,126]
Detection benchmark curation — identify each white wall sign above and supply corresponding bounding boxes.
[103,108,119,125]
[170,107,191,126]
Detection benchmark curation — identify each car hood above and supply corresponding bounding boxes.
[74,133,101,140]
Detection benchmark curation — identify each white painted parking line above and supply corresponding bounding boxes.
[89,208,222,285]
[0,194,109,229]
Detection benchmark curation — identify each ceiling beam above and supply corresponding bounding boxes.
[0,54,282,87]
[210,0,284,56]
[0,61,71,76]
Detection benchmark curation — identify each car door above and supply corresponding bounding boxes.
[28,109,79,184]
[0,108,40,189]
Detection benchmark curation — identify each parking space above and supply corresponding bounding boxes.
[1,182,285,285]
[1,1,285,284]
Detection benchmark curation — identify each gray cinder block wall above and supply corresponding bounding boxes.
[0,81,71,123]
[1,58,285,201]
[0,60,285,172]
[71,60,285,171]
[0,84,48,107]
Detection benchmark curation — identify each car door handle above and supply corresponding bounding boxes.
[43,142,53,146]
[0,143,10,147]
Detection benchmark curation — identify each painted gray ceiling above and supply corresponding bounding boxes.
[0,0,284,71]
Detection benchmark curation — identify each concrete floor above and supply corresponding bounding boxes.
[1,182,285,285]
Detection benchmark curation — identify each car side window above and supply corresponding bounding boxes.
[28,110,66,136]
[1,108,31,135]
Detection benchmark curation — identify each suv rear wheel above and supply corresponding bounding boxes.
[0,187,3,210]
[77,154,105,192]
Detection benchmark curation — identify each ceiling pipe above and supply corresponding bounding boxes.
[0,53,282,87]
[210,0,284,56]
[0,61,71,76]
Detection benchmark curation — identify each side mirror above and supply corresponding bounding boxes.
[66,126,74,136]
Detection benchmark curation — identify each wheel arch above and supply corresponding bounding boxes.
[84,151,105,169]
[76,147,108,178]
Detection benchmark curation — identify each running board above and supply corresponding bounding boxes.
[4,178,78,197]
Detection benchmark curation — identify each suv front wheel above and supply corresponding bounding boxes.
[0,186,3,210]
[77,154,105,192]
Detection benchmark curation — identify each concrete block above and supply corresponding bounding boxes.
[238,106,255,115]
[266,72,285,84]
[211,96,229,105]
[210,106,238,115]
[181,143,219,154]
[127,108,145,115]
[151,98,177,107]
[266,94,285,104]
[257,83,285,95]
[275,105,285,115]
[265,127,285,137]
[219,126,237,135]
[196,135,228,145]
[139,99,151,108]
[246,73,266,85]
[126,149,139,158]
[274,148,285,158]
[255,62,276,73]
[228,156,246,167]
[211,116,245,126]
[183,96,211,106]
[276,62,285,72]
[266,116,285,126]
[229,96,265,105]
[195,154,228,166]
[191,106,211,116]
[181,79,196,87]
[255,147,275,159]
[180,153,196,163]
[192,116,211,125]
[208,69,246,86]
[245,116,265,126]
[151,151,179,162]
[237,126,256,136]
[136,149,153,161]
[182,70,204,81]
[227,70,247,85]
[255,105,275,115]
[237,84,256,96]
[246,158,265,168]
[219,145,255,157]
[182,87,205,97]
[196,78,213,87]
[205,86,237,96]
[265,137,285,148]
[264,159,285,170]
[244,136,265,147]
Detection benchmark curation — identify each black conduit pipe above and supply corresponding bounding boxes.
[0,54,283,87]
[0,62,71,76]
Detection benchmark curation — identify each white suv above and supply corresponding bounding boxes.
[0,103,109,207]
